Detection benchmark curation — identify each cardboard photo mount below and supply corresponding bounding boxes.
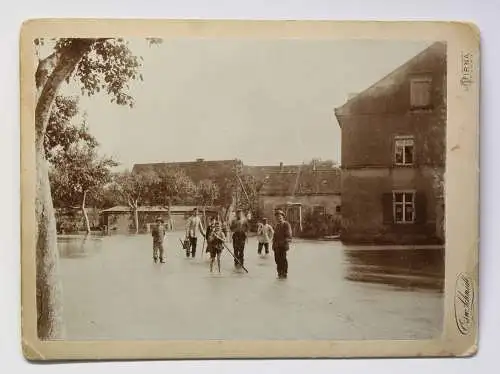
[20,19,480,360]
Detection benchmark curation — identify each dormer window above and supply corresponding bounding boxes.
[410,75,433,109]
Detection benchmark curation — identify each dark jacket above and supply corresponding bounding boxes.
[273,220,292,250]
[151,223,166,243]
[208,229,226,251]
[206,223,214,239]
[230,218,250,239]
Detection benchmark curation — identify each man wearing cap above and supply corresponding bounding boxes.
[257,218,274,256]
[272,209,293,279]
[185,208,206,258]
[151,217,167,263]
[230,209,250,269]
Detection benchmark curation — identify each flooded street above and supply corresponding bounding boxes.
[58,232,444,341]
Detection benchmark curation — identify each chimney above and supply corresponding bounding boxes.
[347,92,358,101]
[279,162,284,172]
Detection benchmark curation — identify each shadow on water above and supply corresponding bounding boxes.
[342,247,445,292]
[58,233,105,259]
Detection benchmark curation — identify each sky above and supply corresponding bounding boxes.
[60,38,433,170]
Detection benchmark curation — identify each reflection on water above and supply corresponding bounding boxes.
[58,233,445,293]
[58,234,104,259]
[343,247,445,292]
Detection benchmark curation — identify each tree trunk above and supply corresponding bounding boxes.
[82,190,91,234]
[133,201,139,234]
[35,142,65,340]
[34,39,94,340]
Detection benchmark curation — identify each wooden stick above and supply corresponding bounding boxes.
[221,241,249,273]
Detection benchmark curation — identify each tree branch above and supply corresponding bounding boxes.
[82,189,87,209]
[127,197,134,209]
[35,52,59,95]
[35,39,95,147]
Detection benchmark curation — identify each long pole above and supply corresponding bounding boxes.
[221,241,249,273]
[201,206,206,258]
[236,174,251,207]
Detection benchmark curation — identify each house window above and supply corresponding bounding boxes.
[393,191,415,224]
[312,205,326,216]
[410,76,432,109]
[394,136,415,165]
[335,205,341,213]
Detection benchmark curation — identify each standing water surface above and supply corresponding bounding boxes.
[57,232,444,341]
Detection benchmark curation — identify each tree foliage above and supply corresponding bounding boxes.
[44,96,98,163]
[196,179,220,207]
[35,38,159,108]
[112,169,199,208]
[49,142,118,208]
[151,169,197,206]
[112,170,156,208]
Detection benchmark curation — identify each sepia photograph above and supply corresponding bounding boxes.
[20,20,479,360]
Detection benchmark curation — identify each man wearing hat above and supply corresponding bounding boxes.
[185,208,206,258]
[151,217,167,263]
[229,209,250,269]
[272,209,293,279]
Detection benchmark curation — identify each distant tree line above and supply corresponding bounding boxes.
[47,101,261,235]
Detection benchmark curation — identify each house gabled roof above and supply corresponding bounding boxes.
[243,161,339,181]
[334,41,446,122]
[259,167,341,196]
[242,164,301,180]
[132,159,241,183]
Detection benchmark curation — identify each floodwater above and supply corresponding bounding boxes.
[57,232,444,341]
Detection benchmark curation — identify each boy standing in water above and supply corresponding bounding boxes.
[185,208,205,258]
[207,220,226,273]
[152,217,167,263]
[257,217,274,256]
[205,216,216,254]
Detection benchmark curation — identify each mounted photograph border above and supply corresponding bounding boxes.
[19,18,480,360]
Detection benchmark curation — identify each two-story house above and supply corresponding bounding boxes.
[334,41,446,245]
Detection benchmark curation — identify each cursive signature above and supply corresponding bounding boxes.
[454,273,475,335]
[460,52,474,91]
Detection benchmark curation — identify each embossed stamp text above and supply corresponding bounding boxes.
[454,273,474,335]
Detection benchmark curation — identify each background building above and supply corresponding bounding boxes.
[258,160,341,237]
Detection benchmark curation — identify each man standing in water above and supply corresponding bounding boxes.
[272,209,293,279]
[152,217,167,263]
[185,208,205,258]
[230,209,250,270]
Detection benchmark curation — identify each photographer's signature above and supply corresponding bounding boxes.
[454,273,474,335]
[460,52,474,91]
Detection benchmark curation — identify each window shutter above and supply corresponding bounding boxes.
[382,193,394,224]
[415,192,427,224]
